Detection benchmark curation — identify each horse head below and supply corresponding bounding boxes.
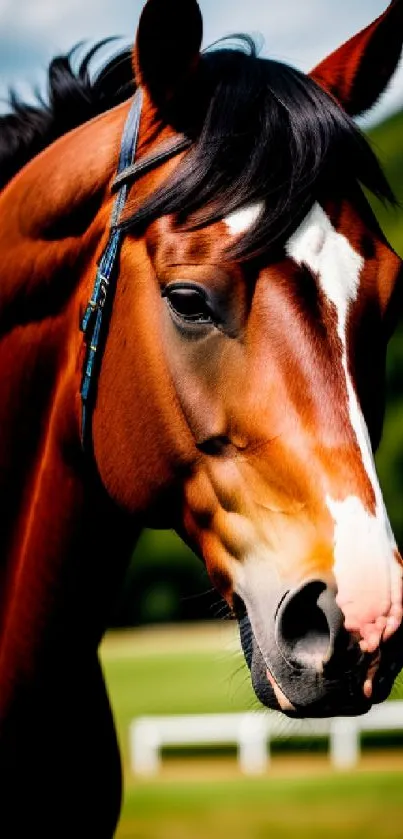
[88,0,403,718]
[2,0,403,833]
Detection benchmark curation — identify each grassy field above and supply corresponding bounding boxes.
[101,625,403,839]
[116,772,403,839]
[101,623,256,773]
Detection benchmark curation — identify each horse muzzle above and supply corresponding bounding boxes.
[237,579,403,718]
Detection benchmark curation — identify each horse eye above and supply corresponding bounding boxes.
[163,285,214,324]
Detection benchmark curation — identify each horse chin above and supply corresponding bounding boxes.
[371,624,403,704]
[238,612,403,719]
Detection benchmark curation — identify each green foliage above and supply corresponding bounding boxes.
[111,529,220,627]
[367,110,403,257]
[368,110,403,545]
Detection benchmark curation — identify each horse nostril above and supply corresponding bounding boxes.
[275,580,343,671]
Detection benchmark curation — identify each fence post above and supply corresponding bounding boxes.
[130,719,160,776]
[330,717,359,769]
[238,714,269,774]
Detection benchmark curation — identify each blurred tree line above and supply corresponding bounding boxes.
[367,110,403,544]
[111,109,403,628]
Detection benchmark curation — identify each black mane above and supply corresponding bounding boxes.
[0,42,135,191]
[0,37,394,260]
[121,39,395,260]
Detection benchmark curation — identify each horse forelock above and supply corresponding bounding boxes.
[120,43,395,261]
[0,35,395,271]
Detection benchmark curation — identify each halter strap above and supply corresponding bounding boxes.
[80,88,143,450]
[112,134,191,192]
[80,90,189,451]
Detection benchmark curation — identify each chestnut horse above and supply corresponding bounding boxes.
[1,0,403,834]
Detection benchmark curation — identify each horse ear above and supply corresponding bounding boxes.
[133,0,203,110]
[310,0,403,116]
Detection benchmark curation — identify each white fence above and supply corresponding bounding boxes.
[130,702,403,776]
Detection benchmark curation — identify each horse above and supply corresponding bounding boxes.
[1,0,403,834]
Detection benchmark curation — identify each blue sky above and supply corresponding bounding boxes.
[0,0,402,124]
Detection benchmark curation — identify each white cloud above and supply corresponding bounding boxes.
[0,0,401,123]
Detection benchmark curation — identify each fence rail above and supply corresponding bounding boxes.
[129,701,403,776]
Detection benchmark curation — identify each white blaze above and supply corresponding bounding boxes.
[224,202,264,235]
[286,203,402,651]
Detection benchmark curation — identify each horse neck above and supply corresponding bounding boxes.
[0,102,138,699]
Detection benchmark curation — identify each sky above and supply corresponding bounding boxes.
[0,0,402,125]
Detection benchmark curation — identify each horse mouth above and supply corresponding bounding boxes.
[266,668,296,713]
[238,610,403,719]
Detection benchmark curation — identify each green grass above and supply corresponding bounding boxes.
[101,625,256,770]
[116,772,403,839]
[101,626,403,838]
[101,625,403,773]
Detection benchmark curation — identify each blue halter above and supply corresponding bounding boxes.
[80,90,190,450]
